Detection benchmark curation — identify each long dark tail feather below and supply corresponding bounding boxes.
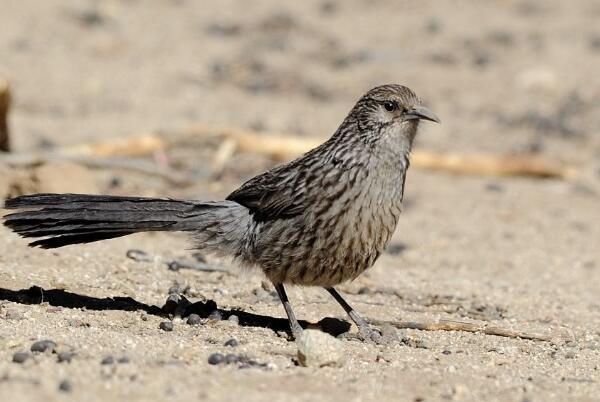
[2,193,227,249]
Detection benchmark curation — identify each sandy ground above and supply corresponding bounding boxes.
[1,1,599,401]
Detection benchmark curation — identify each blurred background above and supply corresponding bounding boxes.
[1,0,599,201]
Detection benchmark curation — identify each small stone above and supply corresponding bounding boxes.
[101,356,115,365]
[58,379,73,392]
[442,350,452,355]
[401,336,429,349]
[126,249,151,262]
[117,356,130,364]
[167,261,183,271]
[5,309,24,320]
[296,330,344,367]
[208,353,225,365]
[224,338,239,347]
[227,315,239,325]
[57,352,74,363]
[208,310,223,321]
[31,340,57,353]
[225,354,239,364]
[12,351,30,363]
[159,321,174,332]
[186,314,202,326]
[485,182,504,192]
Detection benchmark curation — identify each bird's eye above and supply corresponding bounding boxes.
[383,101,397,112]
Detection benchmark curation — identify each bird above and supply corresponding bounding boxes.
[2,84,440,340]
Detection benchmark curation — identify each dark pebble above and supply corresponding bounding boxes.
[472,51,492,67]
[31,339,57,353]
[126,249,151,262]
[425,18,442,34]
[225,354,239,364]
[186,314,202,326]
[58,379,73,392]
[117,356,130,364]
[167,261,183,271]
[208,353,225,365]
[101,356,115,365]
[485,182,504,192]
[57,351,74,363]
[590,35,600,51]
[108,176,122,188]
[12,351,30,363]
[224,338,239,347]
[442,350,452,355]
[208,310,223,321]
[159,321,174,332]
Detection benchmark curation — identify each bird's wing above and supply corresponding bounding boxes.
[226,163,306,221]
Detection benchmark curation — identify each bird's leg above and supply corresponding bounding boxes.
[326,287,381,342]
[274,283,303,339]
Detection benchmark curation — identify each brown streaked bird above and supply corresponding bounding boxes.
[2,84,440,340]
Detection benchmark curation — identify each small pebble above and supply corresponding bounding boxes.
[168,261,183,271]
[126,249,151,262]
[159,321,174,332]
[12,351,31,363]
[224,338,239,347]
[58,379,73,392]
[117,356,130,364]
[31,339,57,353]
[5,309,24,320]
[186,314,202,325]
[208,353,225,365]
[228,315,239,325]
[225,354,239,364]
[57,352,74,363]
[442,350,452,355]
[208,310,223,321]
[297,330,344,367]
[101,356,115,365]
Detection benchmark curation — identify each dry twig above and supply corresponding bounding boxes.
[0,152,194,186]
[185,124,577,179]
[370,318,550,341]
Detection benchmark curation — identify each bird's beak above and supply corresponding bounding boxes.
[405,105,441,123]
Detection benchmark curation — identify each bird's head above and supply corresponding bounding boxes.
[346,84,440,148]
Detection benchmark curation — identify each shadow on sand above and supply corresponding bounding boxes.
[0,285,350,337]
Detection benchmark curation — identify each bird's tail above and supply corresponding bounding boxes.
[2,193,249,253]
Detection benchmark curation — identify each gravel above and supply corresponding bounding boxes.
[12,351,31,363]
[208,353,225,365]
[224,338,239,347]
[186,314,202,325]
[30,339,57,353]
[159,321,174,331]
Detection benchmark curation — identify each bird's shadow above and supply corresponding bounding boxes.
[0,286,350,337]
